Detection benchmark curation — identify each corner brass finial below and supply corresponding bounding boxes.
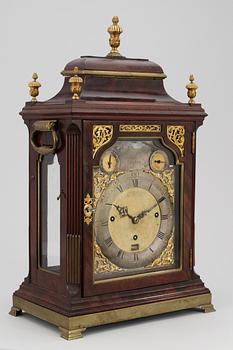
[28,72,41,102]
[107,16,123,57]
[68,66,83,100]
[186,74,198,105]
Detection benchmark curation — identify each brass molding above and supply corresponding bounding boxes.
[93,125,113,158]
[30,120,59,155]
[84,194,93,225]
[186,74,198,105]
[107,16,123,57]
[61,69,167,80]
[68,66,83,100]
[10,294,214,340]
[28,72,41,102]
[167,125,185,157]
[119,125,161,133]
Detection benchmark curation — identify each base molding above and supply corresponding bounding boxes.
[10,293,214,340]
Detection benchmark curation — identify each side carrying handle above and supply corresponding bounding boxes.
[30,120,59,155]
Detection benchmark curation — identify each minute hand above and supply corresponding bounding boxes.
[136,202,158,221]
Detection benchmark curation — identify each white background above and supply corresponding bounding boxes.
[1,0,233,349]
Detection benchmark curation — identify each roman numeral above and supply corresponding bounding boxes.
[158,196,166,203]
[116,184,123,192]
[131,243,139,251]
[157,231,165,240]
[101,221,108,227]
[105,237,113,247]
[132,178,138,187]
[148,182,153,191]
[117,249,124,259]
[134,253,139,261]
[161,214,168,220]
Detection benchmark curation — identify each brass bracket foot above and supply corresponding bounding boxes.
[59,327,86,340]
[9,306,22,317]
[196,303,216,313]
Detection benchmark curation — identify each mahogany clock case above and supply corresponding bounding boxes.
[9,52,214,338]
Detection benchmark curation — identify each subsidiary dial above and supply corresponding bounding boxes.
[100,150,119,174]
[149,150,169,172]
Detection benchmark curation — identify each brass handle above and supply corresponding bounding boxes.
[30,120,59,155]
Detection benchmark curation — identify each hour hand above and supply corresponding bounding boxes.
[112,204,129,218]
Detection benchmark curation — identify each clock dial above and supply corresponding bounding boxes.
[149,150,169,172]
[95,170,173,269]
[100,150,119,174]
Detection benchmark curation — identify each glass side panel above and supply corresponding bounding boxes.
[39,154,60,273]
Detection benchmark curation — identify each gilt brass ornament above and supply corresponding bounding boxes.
[93,125,114,158]
[68,66,83,100]
[28,72,41,102]
[186,74,198,105]
[84,193,93,225]
[119,125,161,133]
[167,125,185,157]
[107,16,123,57]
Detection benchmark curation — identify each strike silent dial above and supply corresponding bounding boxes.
[100,150,119,173]
[149,150,169,172]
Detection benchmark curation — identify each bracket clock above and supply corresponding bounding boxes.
[10,17,215,340]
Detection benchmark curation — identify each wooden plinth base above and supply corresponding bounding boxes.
[10,294,215,340]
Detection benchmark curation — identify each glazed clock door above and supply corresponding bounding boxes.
[83,121,189,296]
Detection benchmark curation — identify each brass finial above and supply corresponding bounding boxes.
[28,72,41,102]
[107,16,123,57]
[186,74,198,105]
[68,66,83,100]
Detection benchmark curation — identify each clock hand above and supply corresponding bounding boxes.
[136,202,158,221]
[107,154,112,169]
[107,203,140,224]
[111,204,138,224]
[112,204,129,218]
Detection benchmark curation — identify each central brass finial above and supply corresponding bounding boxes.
[107,16,123,57]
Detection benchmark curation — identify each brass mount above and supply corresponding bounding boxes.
[107,16,123,57]
[186,74,198,105]
[68,66,83,100]
[28,72,41,102]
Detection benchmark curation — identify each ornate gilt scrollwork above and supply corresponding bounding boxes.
[83,194,93,225]
[93,125,113,158]
[167,125,185,157]
[119,125,161,133]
